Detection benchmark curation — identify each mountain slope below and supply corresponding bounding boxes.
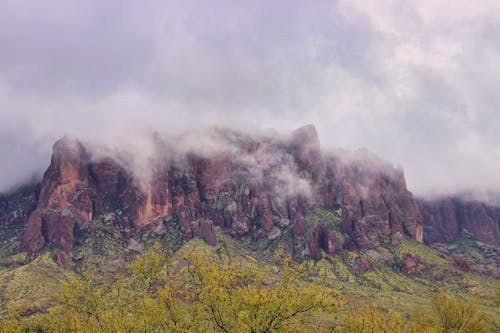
[15,125,424,259]
[0,125,499,320]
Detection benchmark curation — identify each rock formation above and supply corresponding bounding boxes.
[401,252,426,275]
[452,255,471,272]
[418,198,500,246]
[19,137,94,253]
[0,183,39,228]
[308,224,338,259]
[0,125,496,261]
[329,150,423,249]
[14,126,427,258]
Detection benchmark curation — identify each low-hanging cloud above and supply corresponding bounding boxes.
[1,0,500,197]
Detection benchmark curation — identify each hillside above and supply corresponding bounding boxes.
[0,125,499,330]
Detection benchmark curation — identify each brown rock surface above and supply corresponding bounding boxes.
[289,124,325,184]
[307,223,337,260]
[53,250,67,269]
[401,252,426,275]
[0,183,39,227]
[15,126,427,256]
[20,137,93,253]
[190,218,218,247]
[418,198,500,246]
[453,255,470,272]
[134,165,172,228]
[457,201,500,246]
[418,198,459,244]
[329,150,423,249]
[19,211,44,253]
[351,255,372,275]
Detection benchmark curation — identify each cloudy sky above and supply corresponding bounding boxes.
[1,0,500,196]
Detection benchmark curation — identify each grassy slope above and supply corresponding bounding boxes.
[0,206,499,319]
[0,253,70,316]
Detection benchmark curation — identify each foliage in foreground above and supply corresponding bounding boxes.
[1,244,336,332]
[332,292,496,333]
[0,244,498,333]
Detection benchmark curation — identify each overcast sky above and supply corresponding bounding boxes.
[1,0,500,196]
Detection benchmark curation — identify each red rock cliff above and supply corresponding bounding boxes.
[328,151,423,249]
[418,198,500,246]
[19,126,425,256]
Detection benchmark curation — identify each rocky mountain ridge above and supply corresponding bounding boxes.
[0,125,499,262]
[418,198,500,246]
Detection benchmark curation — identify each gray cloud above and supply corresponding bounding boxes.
[1,0,500,196]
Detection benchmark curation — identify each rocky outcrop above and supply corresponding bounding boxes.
[457,201,500,245]
[401,253,426,275]
[53,250,67,269]
[20,137,93,253]
[350,255,372,275]
[418,198,500,246]
[307,224,338,259]
[17,126,426,256]
[19,211,44,253]
[190,218,218,247]
[417,198,459,244]
[289,124,325,184]
[0,183,39,228]
[453,255,470,272]
[328,151,423,249]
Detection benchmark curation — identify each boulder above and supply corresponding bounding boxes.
[351,255,372,275]
[453,255,470,272]
[53,250,67,269]
[401,253,426,275]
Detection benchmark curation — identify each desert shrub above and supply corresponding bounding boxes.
[5,244,336,333]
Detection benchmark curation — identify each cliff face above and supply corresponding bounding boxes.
[19,137,94,253]
[0,183,39,228]
[6,126,499,260]
[418,198,500,246]
[330,152,423,249]
[15,126,424,257]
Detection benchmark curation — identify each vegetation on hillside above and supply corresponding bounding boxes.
[1,206,499,332]
[1,241,498,333]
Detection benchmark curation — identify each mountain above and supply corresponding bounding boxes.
[418,197,500,246]
[0,125,499,260]
[0,125,499,319]
[8,125,425,258]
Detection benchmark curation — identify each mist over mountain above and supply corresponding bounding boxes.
[2,2,500,331]
[1,0,500,197]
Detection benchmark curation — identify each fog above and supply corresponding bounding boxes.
[1,0,500,197]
